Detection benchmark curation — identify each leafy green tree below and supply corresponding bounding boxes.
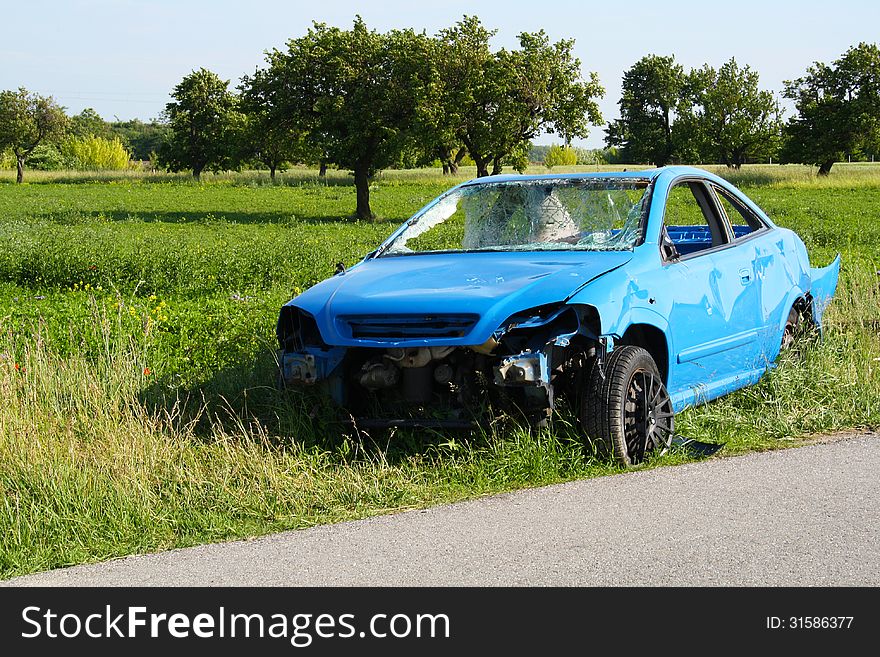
[687,58,782,168]
[414,17,489,177]
[24,143,67,171]
[0,88,67,182]
[238,68,311,180]
[256,18,435,219]
[436,16,603,177]
[575,147,607,165]
[160,68,241,180]
[543,144,577,168]
[69,108,112,139]
[109,118,170,161]
[605,55,688,165]
[782,42,880,175]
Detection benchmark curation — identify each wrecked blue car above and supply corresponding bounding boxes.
[277,166,840,464]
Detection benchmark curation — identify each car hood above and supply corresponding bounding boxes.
[289,251,633,346]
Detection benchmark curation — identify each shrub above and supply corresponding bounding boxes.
[64,135,132,170]
[543,144,578,169]
[0,148,14,170]
[26,143,68,170]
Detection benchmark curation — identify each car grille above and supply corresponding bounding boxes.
[340,314,479,340]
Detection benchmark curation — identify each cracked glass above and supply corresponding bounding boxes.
[381,178,650,255]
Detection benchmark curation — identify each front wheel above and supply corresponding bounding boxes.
[579,346,675,466]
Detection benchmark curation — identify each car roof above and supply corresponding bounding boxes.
[457,165,718,187]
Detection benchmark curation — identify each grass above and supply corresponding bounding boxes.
[1,163,878,579]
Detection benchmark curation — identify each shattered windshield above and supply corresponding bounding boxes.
[381,178,650,255]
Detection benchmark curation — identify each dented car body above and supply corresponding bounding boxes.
[277,166,840,464]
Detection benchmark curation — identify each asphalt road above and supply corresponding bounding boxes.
[6,434,878,586]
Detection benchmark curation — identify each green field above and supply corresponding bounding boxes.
[1,164,879,579]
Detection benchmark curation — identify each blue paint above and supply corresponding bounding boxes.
[290,250,632,348]
[278,166,839,418]
[809,255,841,327]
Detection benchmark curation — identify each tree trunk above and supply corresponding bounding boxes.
[439,147,452,175]
[353,166,374,220]
[731,150,745,170]
[441,147,465,176]
[472,153,490,178]
[319,160,327,177]
[269,163,277,180]
[491,157,502,176]
[817,160,834,176]
[193,164,203,181]
[16,156,24,184]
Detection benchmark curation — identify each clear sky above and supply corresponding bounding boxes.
[3,0,879,148]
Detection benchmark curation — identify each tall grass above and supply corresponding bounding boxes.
[0,300,608,576]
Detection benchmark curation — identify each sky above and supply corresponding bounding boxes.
[2,0,879,148]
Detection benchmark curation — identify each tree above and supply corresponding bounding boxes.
[69,108,112,139]
[688,58,782,168]
[436,16,603,177]
[424,16,494,176]
[782,42,880,175]
[160,68,241,180]
[0,88,67,182]
[257,18,436,219]
[543,144,577,168]
[238,68,311,180]
[108,118,170,161]
[605,55,687,166]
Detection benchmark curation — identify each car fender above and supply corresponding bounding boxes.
[809,254,841,329]
[567,267,673,358]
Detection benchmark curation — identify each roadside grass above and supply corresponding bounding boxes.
[0,164,878,578]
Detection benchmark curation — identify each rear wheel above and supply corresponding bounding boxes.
[580,346,675,466]
[781,306,801,351]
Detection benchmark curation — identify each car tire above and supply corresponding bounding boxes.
[580,345,675,466]
[780,304,803,352]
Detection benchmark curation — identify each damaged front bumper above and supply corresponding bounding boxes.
[277,302,605,426]
[280,347,346,385]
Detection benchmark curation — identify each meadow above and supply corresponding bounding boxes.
[1,163,878,578]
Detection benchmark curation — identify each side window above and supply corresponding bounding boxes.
[662,182,727,259]
[712,185,765,239]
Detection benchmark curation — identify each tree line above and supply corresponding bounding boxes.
[159,16,603,218]
[606,44,880,175]
[1,15,878,217]
[0,93,167,181]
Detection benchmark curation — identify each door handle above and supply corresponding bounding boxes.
[739,268,752,285]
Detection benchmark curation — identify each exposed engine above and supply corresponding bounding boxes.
[277,304,602,428]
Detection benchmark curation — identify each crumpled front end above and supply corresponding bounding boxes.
[277,302,604,427]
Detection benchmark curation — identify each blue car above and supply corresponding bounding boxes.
[277,166,840,465]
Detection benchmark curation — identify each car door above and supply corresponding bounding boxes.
[660,180,764,406]
[708,183,785,365]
